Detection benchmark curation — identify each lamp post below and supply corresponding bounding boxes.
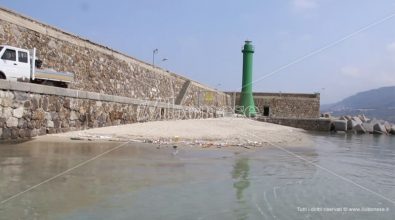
[152,48,158,67]
[160,58,169,71]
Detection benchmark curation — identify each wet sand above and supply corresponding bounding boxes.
[48,118,311,148]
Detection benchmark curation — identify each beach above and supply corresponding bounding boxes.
[48,117,311,148]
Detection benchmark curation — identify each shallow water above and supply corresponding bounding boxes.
[0,134,394,220]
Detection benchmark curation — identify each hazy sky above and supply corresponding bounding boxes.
[1,0,395,104]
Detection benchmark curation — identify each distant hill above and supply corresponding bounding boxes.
[321,86,395,122]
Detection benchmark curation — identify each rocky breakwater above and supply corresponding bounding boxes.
[327,114,395,135]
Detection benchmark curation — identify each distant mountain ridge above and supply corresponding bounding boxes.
[321,86,395,122]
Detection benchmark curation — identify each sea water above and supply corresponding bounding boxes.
[0,134,394,220]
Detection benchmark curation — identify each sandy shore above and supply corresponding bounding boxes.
[48,118,311,148]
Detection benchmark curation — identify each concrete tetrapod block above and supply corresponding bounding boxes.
[390,125,395,135]
[352,116,363,125]
[362,122,374,133]
[333,120,348,132]
[347,119,361,131]
[373,123,387,135]
[384,122,392,133]
[359,115,369,123]
[339,116,348,120]
[354,124,366,134]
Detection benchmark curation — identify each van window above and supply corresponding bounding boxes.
[0,47,3,52]
[1,49,16,61]
[18,51,28,63]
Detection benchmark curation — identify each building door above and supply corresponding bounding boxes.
[263,106,270,117]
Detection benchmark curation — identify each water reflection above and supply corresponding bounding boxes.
[232,158,250,220]
[0,135,394,219]
[0,139,121,219]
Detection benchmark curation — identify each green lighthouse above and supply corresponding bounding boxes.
[239,40,256,117]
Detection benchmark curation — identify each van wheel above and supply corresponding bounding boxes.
[42,80,55,86]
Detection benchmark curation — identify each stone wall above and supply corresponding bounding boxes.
[228,92,320,119]
[0,7,230,107]
[257,117,331,131]
[0,81,221,140]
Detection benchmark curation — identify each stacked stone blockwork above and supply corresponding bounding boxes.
[0,82,219,140]
[0,8,230,139]
[0,8,229,139]
[228,92,320,119]
[0,7,230,107]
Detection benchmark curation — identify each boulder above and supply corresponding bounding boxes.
[373,123,387,134]
[12,107,24,118]
[324,113,331,118]
[354,124,366,134]
[32,109,45,121]
[390,125,395,135]
[0,91,14,107]
[6,117,18,128]
[2,107,12,119]
[332,120,347,132]
[47,120,54,128]
[18,118,27,129]
[44,112,52,121]
[70,111,79,121]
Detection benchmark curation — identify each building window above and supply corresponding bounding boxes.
[1,49,16,61]
[263,106,270,117]
[18,51,28,63]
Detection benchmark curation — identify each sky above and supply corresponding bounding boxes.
[1,0,395,104]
